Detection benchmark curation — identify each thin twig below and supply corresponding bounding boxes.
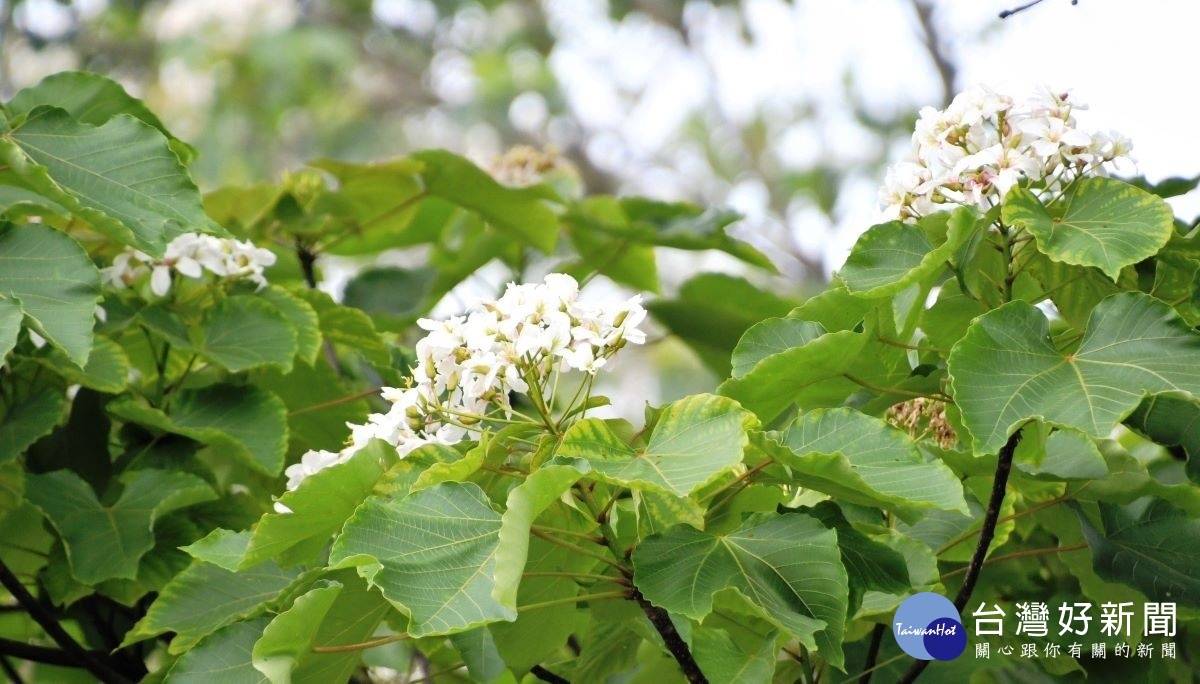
[311,633,407,654]
[529,529,626,571]
[940,542,1087,580]
[910,0,956,107]
[288,387,381,416]
[529,525,606,545]
[999,0,1078,19]
[518,590,628,613]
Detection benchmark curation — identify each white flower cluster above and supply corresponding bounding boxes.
[281,274,647,493]
[881,86,1133,221]
[102,233,277,296]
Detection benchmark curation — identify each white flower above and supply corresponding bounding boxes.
[880,85,1133,221]
[283,449,344,491]
[104,232,278,296]
[281,274,648,492]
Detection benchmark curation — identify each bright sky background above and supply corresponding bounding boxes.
[545,0,1200,274]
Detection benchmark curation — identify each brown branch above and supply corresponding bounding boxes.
[0,561,130,683]
[858,623,886,684]
[897,429,1023,684]
[0,637,109,668]
[911,0,956,108]
[633,589,708,684]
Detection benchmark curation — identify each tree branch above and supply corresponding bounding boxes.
[530,664,570,684]
[0,561,130,683]
[0,637,109,668]
[858,623,886,684]
[896,429,1023,684]
[911,0,956,108]
[999,0,1078,19]
[633,589,708,684]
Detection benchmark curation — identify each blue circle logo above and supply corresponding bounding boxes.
[892,592,966,661]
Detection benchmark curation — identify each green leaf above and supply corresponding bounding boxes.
[182,529,253,572]
[632,512,849,668]
[255,360,370,456]
[1014,427,1107,480]
[1077,499,1200,607]
[804,501,909,615]
[137,301,194,350]
[291,574,392,684]
[414,150,558,253]
[342,266,438,325]
[0,297,20,362]
[109,385,289,475]
[717,330,865,424]
[258,286,321,366]
[1124,393,1200,482]
[788,286,877,332]
[773,409,969,516]
[555,394,755,497]
[493,464,586,609]
[1,107,217,255]
[565,196,772,270]
[0,460,24,525]
[329,482,515,636]
[0,389,66,464]
[8,71,194,162]
[574,621,641,683]
[1126,173,1200,199]
[838,208,976,297]
[648,274,798,377]
[1003,178,1174,280]
[730,317,825,379]
[564,217,658,291]
[253,581,343,683]
[490,527,592,673]
[35,333,130,393]
[948,292,1200,454]
[0,224,100,365]
[450,628,511,684]
[165,618,270,684]
[126,559,302,651]
[290,288,389,365]
[25,469,216,584]
[693,627,778,684]
[202,295,299,373]
[243,445,387,569]
[411,443,485,491]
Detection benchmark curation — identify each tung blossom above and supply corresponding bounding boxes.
[102,232,277,296]
[279,274,647,498]
[881,86,1133,221]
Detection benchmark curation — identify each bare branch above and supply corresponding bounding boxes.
[1000,0,1079,20]
[911,0,956,108]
